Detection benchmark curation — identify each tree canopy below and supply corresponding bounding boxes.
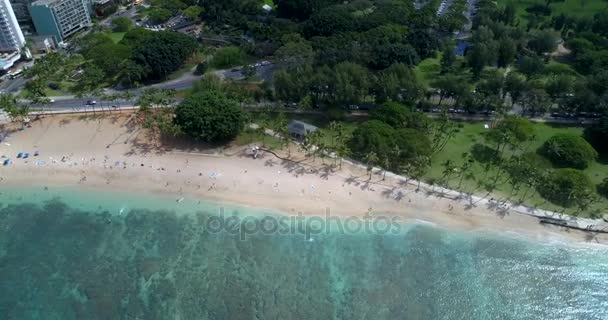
[537,169,594,209]
[174,90,245,143]
[539,133,598,169]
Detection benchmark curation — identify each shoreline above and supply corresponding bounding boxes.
[0,113,606,245]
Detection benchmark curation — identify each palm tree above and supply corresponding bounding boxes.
[440,159,457,186]
[307,130,324,161]
[458,152,474,189]
[273,113,290,155]
[365,151,379,180]
[328,121,339,149]
[335,144,349,170]
[0,94,20,122]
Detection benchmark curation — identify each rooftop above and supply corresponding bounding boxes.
[288,120,318,136]
[31,0,61,6]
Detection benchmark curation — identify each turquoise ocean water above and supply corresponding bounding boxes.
[0,186,607,319]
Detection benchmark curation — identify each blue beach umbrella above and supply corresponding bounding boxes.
[17,152,22,158]
[3,159,9,165]
[23,153,30,158]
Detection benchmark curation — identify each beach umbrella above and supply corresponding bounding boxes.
[17,152,22,158]
[24,153,30,158]
[3,159,9,165]
[34,151,40,156]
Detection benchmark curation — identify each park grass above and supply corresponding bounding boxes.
[425,120,608,216]
[416,55,473,88]
[109,32,126,43]
[235,128,282,149]
[284,114,608,216]
[499,0,607,24]
[414,56,441,87]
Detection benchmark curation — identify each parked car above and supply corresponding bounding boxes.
[86,100,96,105]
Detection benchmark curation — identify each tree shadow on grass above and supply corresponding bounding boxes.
[470,143,499,164]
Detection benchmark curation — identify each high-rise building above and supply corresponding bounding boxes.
[0,0,25,52]
[8,0,34,25]
[29,0,90,43]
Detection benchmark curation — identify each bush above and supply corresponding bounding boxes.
[212,47,244,69]
[370,102,429,131]
[47,82,60,90]
[539,134,598,169]
[326,107,346,121]
[525,4,551,16]
[537,169,594,208]
[584,113,608,156]
[195,62,208,75]
[174,90,245,143]
[598,178,608,199]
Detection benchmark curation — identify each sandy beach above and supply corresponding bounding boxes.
[0,113,606,245]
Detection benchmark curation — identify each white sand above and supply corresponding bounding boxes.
[1,113,606,245]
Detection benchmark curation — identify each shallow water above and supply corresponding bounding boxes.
[0,187,607,319]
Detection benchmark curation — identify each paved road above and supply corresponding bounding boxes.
[214,63,276,83]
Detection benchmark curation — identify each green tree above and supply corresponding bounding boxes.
[174,90,245,142]
[332,62,370,105]
[537,169,594,209]
[348,120,394,161]
[486,115,535,155]
[504,72,529,105]
[129,30,198,81]
[584,113,608,156]
[0,94,29,122]
[497,37,516,68]
[274,33,314,68]
[111,17,132,32]
[212,46,244,68]
[195,61,208,75]
[148,8,172,24]
[539,134,598,169]
[440,46,456,74]
[597,177,608,199]
[527,30,557,55]
[182,5,203,21]
[520,87,551,115]
[369,101,430,132]
[374,63,423,104]
[365,151,379,179]
[518,55,545,78]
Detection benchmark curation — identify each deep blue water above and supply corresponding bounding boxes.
[0,187,607,319]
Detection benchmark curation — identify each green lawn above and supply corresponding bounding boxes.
[109,32,126,43]
[425,120,608,216]
[235,128,282,149]
[499,0,607,24]
[251,109,608,216]
[414,56,441,87]
[415,55,472,88]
